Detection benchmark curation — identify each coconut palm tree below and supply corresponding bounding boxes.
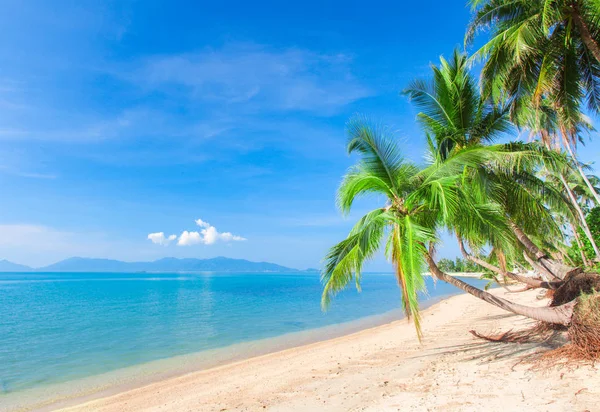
[322,118,578,337]
[543,166,600,263]
[466,0,600,108]
[515,100,600,260]
[402,50,512,159]
[403,51,581,280]
[466,0,600,204]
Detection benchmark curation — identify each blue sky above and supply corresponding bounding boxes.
[1,0,599,269]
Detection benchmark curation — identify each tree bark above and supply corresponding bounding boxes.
[562,134,600,205]
[456,236,562,289]
[509,221,545,259]
[424,250,575,325]
[571,5,600,64]
[558,173,600,260]
[522,251,560,281]
[571,222,591,267]
[509,221,582,280]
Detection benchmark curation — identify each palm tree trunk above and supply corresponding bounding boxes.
[456,236,561,289]
[571,222,591,267]
[522,251,555,281]
[509,221,582,280]
[423,250,575,325]
[558,173,600,260]
[509,221,545,259]
[562,137,600,205]
[571,6,600,64]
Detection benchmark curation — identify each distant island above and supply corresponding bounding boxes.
[0,257,318,273]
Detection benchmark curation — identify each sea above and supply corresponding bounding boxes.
[0,271,489,410]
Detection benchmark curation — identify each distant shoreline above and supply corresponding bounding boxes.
[0,256,319,273]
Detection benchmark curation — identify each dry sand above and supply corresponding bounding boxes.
[61,289,599,412]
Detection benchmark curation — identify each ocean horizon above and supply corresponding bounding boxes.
[0,271,489,410]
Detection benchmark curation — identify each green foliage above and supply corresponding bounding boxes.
[323,38,583,340]
[467,0,600,153]
[569,206,600,266]
[437,257,481,273]
[403,50,512,160]
[321,118,433,338]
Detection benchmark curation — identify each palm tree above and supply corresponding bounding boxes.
[321,118,431,337]
[466,0,600,204]
[403,51,581,280]
[516,101,600,260]
[544,166,600,263]
[402,50,512,159]
[322,118,577,337]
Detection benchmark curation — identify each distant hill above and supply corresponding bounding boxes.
[0,259,32,272]
[32,256,311,273]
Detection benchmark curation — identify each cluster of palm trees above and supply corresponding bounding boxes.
[321,0,600,338]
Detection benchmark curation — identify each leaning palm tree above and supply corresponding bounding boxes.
[322,118,577,338]
[466,0,600,204]
[544,166,600,262]
[321,119,431,336]
[516,100,600,260]
[403,51,581,281]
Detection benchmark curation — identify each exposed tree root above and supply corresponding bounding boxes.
[471,292,600,363]
[566,293,600,360]
[550,273,600,306]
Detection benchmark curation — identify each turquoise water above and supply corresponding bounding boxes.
[0,271,488,400]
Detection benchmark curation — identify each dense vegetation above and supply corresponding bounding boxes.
[321,0,600,354]
[437,258,481,273]
[569,206,600,266]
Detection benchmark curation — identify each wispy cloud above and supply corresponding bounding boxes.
[149,218,247,247]
[129,43,372,114]
[0,165,57,179]
[0,223,166,267]
[0,224,80,266]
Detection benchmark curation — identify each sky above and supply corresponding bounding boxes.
[1,0,599,269]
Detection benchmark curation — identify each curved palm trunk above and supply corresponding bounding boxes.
[456,237,562,289]
[562,137,600,205]
[558,173,600,260]
[424,250,575,326]
[571,222,591,267]
[571,6,600,64]
[509,221,582,280]
[522,251,559,281]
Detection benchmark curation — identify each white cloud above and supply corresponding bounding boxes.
[219,232,246,242]
[147,232,177,246]
[150,218,246,247]
[194,218,210,228]
[177,230,203,246]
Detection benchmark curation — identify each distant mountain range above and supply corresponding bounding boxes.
[0,259,33,272]
[0,257,317,273]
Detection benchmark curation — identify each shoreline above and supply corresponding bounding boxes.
[4,288,598,411]
[1,294,454,412]
[58,288,598,411]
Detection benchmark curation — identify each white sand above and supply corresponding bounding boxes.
[58,289,599,412]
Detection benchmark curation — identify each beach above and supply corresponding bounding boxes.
[58,288,599,412]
